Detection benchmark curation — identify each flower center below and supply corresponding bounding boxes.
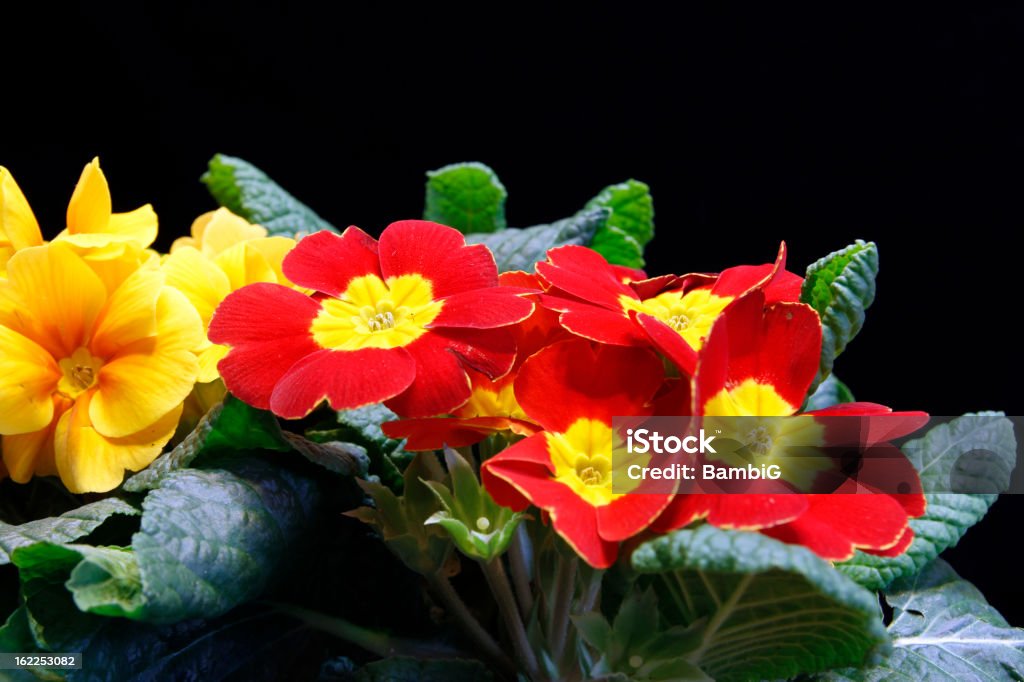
[310,274,444,351]
[57,347,103,398]
[746,424,773,455]
[619,287,732,351]
[546,419,622,507]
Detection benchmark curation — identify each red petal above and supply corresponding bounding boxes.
[270,347,416,418]
[435,326,516,380]
[282,228,381,296]
[760,493,910,560]
[765,270,803,303]
[862,526,915,557]
[498,270,546,290]
[542,298,647,346]
[378,220,498,297]
[515,339,665,433]
[596,494,674,542]
[383,416,534,451]
[536,245,635,311]
[710,242,789,298]
[429,289,534,329]
[636,312,699,375]
[209,284,322,410]
[384,333,471,418]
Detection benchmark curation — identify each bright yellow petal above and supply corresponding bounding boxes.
[0,326,60,434]
[0,243,107,359]
[107,204,158,248]
[90,259,163,358]
[198,208,266,257]
[241,236,296,285]
[162,246,231,326]
[55,392,181,493]
[212,241,277,290]
[1,395,70,481]
[66,158,112,234]
[79,245,156,294]
[196,342,229,383]
[90,287,201,437]
[0,167,43,250]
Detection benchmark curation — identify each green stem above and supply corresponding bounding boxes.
[270,603,460,659]
[482,558,543,681]
[425,572,515,675]
[508,525,534,619]
[549,554,577,664]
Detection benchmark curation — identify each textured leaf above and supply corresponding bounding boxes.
[804,373,855,411]
[355,657,494,682]
[424,162,507,234]
[819,560,1024,681]
[466,207,608,273]
[585,179,654,268]
[837,413,1016,590]
[201,154,336,237]
[800,241,878,391]
[632,525,887,681]
[0,499,139,565]
[125,396,290,492]
[130,458,319,624]
[66,608,316,682]
[308,403,408,491]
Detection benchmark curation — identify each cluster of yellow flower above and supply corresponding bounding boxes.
[0,159,298,492]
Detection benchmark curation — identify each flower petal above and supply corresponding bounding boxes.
[383,332,472,418]
[596,494,674,542]
[636,312,699,375]
[540,295,645,346]
[383,416,536,451]
[0,167,43,250]
[379,220,498,297]
[56,392,181,494]
[515,339,664,433]
[1,243,107,359]
[428,289,535,329]
[90,260,163,358]
[272,347,416,418]
[1,395,70,481]
[209,283,324,410]
[107,205,158,248]
[66,158,112,233]
[282,228,380,296]
[162,246,232,326]
[536,245,634,311]
[0,326,61,434]
[193,208,266,257]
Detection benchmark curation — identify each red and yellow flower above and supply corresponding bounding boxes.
[482,339,673,568]
[536,243,802,374]
[650,290,927,560]
[209,221,535,419]
[383,271,569,449]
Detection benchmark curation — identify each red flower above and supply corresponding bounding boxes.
[208,221,534,418]
[481,339,672,568]
[536,243,802,375]
[383,271,569,450]
[650,290,927,560]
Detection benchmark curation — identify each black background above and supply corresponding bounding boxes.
[6,5,1022,622]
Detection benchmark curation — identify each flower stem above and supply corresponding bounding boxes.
[508,524,535,620]
[425,571,515,676]
[482,557,543,681]
[549,553,578,665]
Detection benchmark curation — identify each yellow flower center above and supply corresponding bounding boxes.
[57,347,103,398]
[620,287,732,351]
[456,381,528,420]
[547,419,622,507]
[310,274,443,351]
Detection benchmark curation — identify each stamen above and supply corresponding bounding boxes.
[747,425,773,456]
[668,313,691,331]
[578,465,603,486]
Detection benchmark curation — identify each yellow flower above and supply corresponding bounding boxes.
[163,208,297,382]
[0,242,203,493]
[0,159,158,281]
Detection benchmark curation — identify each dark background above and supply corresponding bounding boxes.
[6,5,1021,621]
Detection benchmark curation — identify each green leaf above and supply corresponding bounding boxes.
[125,395,290,492]
[585,180,655,268]
[201,154,336,237]
[355,657,494,682]
[0,499,139,565]
[804,373,855,411]
[632,525,887,681]
[838,413,1017,590]
[819,560,1024,681]
[466,207,608,273]
[67,608,318,682]
[424,162,507,234]
[800,240,878,391]
[308,403,408,491]
[130,458,320,624]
